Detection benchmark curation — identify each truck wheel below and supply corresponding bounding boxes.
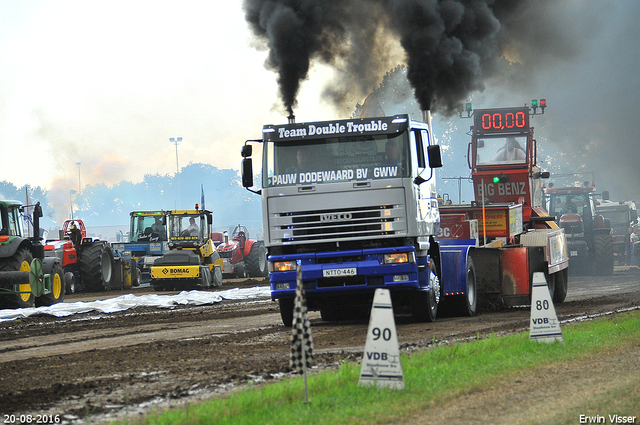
[320,308,342,321]
[245,242,268,277]
[0,248,35,308]
[545,271,556,300]
[411,262,439,322]
[79,242,115,291]
[553,268,568,304]
[279,298,294,327]
[592,234,614,276]
[454,257,477,317]
[36,263,65,306]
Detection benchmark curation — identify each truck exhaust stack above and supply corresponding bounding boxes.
[422,110,433,137]
[422,110,432,127]
[288,114,295,124]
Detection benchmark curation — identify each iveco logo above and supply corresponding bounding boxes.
[320,213,352,222]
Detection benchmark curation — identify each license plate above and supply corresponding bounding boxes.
[323,267,357,278]
[570,251,578,257]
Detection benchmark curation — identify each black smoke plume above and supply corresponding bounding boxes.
[243,0,583,117]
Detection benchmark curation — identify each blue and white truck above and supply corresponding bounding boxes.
[241,112,479,326]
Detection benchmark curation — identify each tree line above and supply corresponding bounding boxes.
[0,163,263,235]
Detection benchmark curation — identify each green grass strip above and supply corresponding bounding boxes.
[114,310,640,425]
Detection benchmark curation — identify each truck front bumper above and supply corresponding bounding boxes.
[268,246,426,301]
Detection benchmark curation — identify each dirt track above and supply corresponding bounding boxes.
[1,269,640,424]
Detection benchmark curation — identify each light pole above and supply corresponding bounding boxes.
[76,162,81,195]
[169,137,182,174]
[69,189,77,219]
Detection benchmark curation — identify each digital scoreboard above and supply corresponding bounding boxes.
[474,107,529,134]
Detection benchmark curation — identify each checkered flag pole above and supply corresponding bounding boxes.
[290,266,314,375]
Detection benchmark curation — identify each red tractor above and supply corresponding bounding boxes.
[215,225,268,278]
[44,219,120,293]
[544,184,614,275]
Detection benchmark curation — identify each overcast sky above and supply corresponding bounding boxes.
[1,1,639,202]
[0,1,335,193]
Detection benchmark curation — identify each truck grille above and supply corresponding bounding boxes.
[272,204,406,244]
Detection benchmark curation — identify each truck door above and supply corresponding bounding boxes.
[411,128,439,237]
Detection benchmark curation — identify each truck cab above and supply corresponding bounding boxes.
[242,114,479,326]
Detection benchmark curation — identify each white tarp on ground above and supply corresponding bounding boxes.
[0,286,271,322]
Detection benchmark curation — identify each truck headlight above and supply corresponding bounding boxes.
[269,261,297,272]
[383,252,416,264]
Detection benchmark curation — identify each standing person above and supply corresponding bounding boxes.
[625,226,634,265]
[631,226,639,266]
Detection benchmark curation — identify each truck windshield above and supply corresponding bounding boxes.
[264,133,409,187]
[476,135,527,165]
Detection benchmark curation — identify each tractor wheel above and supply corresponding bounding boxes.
[36,262,65,306]
[199,266,211,289]
[553,268,568,304]
[235,263,248,279]
[279,298,294,327]
[411,261,439,322]
[211,266,223,288]
[592,234,614,276]
[245,242,268,277]
[130,260,140,287]
[111,257,124,290]
[0,248,35,308]
[79,242,115,291]
[65,272,76,294]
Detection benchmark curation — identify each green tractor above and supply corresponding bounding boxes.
[0,200,65,309]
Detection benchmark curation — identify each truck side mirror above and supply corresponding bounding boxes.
[241,158,254,188]
[427,145,443,169]
[601,190,609,201]
[630,209,637,222]
[241,144,253,158]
